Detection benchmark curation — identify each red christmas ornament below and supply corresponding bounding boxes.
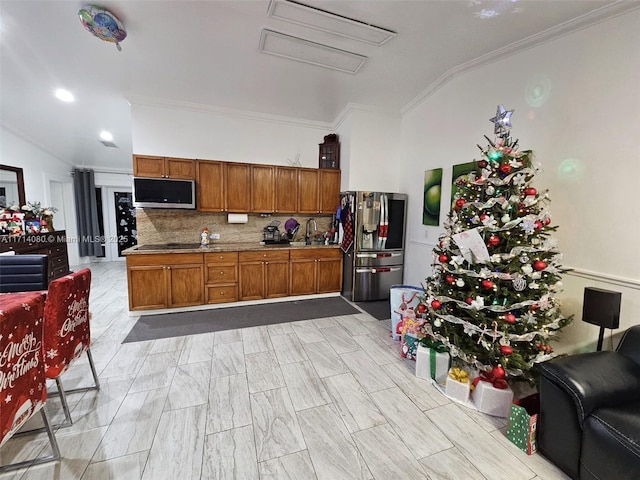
[488,236,500,247]
[492,365,506,379]
[430,300,442,310]
[438,254,449,263]
[524,187,537,196]
[481,279,494,289]
[478,160,488,168]
[446,275,455,284]
[455,198,465,209]
[466,297,474,305]
[499,164,512,174]
[500,345,513,355]
[534,221,544,230]
[533,260,547,271]
[504,313,517,324]
[417,303,427,314]
[479,213,488,221]
[544,217,552,226]
[530,303,539,312]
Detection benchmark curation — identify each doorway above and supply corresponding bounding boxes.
[104,187,137,261]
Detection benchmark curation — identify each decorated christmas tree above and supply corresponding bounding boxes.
[419,105,572,384]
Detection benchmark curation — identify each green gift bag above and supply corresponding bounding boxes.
[506,394,539,455]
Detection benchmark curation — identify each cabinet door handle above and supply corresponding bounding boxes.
[220,271,224,275]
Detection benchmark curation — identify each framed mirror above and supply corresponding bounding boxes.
[0,164,26,209]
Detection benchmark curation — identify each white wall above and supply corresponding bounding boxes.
[398,10,640,353]
[131,103,333,168]
[335,105,402,192]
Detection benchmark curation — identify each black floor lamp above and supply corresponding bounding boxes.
[582,287,622,351]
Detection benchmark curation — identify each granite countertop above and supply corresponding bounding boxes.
[122,242,341,255]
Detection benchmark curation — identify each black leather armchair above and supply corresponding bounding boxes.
[0,254,49,293]
[538,325,640,480]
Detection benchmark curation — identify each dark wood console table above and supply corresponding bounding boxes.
[0,230,70,283]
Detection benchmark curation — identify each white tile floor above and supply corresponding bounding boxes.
[0,261,570,479]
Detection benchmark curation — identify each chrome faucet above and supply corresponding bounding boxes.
[305,218,317,245]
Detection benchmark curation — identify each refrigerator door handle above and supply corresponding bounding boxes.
[356,252,402,259]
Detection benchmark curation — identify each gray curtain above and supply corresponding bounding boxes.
[73,168,103,257]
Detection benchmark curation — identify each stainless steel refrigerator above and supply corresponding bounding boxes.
[340,191,408,302]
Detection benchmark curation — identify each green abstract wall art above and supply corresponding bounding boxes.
[423,168,442,226]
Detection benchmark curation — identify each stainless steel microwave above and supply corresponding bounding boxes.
[132,177,196,209]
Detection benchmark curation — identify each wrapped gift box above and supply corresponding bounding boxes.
[400,333,419,360]
[415,344,450,385]
[471,379,514,417]
[506,394,539,454]
[444,368,471,403]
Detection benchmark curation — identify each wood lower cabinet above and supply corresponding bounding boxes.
[133,155,196,179]
[239,250,289,300]
[205,252,238,304]
[290,248,342,295]
[126,253,204,310]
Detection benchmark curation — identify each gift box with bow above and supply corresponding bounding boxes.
[471,373,514,417]
[415,340,450,385]
[445,367,471,403]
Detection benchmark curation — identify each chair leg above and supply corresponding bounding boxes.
[0,409,61,472]
[55,377,73,428]
[86,348,101,390]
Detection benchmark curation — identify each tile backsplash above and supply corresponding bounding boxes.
[136,209,333,245]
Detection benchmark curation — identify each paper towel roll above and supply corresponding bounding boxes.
[227,213,248,224]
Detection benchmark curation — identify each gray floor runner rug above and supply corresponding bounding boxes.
[354,299,391,321]
[123,296,359,343]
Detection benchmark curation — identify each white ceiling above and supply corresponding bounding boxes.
[0,0,631,171]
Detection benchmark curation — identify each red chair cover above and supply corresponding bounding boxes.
[43,269,92,379]
[0,292,47,447]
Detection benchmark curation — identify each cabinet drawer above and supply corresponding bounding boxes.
[204,252,238,264]
[206,264,237,284]
[127,253,203,266]
[205,284,238,304]
[239,250,289,263]
[290,248,342,260]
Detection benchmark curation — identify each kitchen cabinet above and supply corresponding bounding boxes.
[133,155,196,179]
[251,165,275,213]
[126,253,204,310]
[275,167,298,214]
[0,230,70,283]
[297,168,320,214]
[197,160,225,212]
[225,162,251,212]
[239,250,289,300]
[290,248,342,295]
[319,169,341,213]
[204,252,238,304]
[318,134,340,170]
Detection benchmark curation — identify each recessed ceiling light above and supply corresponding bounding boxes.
[54,88,75,102]
[99,131,113,142]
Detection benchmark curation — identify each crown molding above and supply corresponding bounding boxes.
[565,267,640,290]
[402,1,640,115]
[127,94,332,131]
[0,122,75,167]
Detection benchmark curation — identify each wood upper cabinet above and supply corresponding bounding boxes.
[225,162,251,212]
[239,250,289,300]
[126,253,204,310]
[289,248,342,295]
[319,169,341,214]
[297,168,320,214]
[133,155,195,179]
[197,160,225,212]
[251,165,275,213]
[274,167,298,214]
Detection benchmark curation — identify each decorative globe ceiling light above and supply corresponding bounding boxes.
[78,5,127,51]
